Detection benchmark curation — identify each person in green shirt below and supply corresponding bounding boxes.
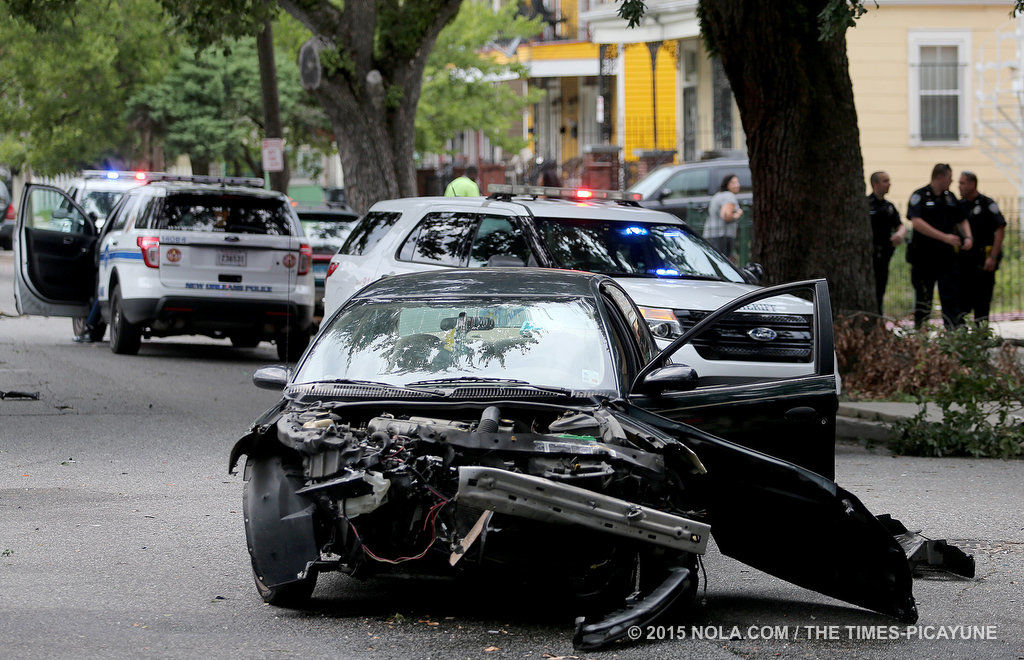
[444,165,480,197]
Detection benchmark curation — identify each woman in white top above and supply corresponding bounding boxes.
[703,174,743,262]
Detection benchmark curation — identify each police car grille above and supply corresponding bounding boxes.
[674,311,813,363]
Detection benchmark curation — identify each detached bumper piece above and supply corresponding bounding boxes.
[456,466,710,554]
[574,564,695,651]
[877,514,976,578]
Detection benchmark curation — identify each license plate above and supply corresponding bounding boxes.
[218,248,246,267]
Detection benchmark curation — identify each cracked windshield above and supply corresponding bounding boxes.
[295,298,615,391]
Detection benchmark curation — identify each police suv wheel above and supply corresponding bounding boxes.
[109,285,141,355]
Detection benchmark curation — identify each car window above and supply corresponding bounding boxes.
[534,217,747,282]
[24,187,90,234]
[663,168,709,198]
[467,215,532,267]
[602,283,656,365]
[339,211,402,256]
[628,166,675,198]
[80,190,127,221]
[296,297,616,392]
[109,195,140,232]
[133,198,157,230]
[715,166,752,193]
[154,194,293,234]
[398,212,475,266]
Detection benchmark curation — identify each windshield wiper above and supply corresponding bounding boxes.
[407,376,531,386]
[406,376,575,396]
[293,378,440,393]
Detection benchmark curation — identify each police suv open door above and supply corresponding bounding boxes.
[627,279,838,479]
[13,185,98,317]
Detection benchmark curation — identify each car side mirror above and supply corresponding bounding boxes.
[637,364,698,395]
[486,254,527,267]
[52,208,71,220]
[253,365,291,390]
[743,262,764,284]
[657,187,672,202]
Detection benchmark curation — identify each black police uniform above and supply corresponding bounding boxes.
[906,184,967,328]
[958,194,1006,321]
[868,193,902,315]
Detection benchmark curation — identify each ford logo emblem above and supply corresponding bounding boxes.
[748,327,777,342]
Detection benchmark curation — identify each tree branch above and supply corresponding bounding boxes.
[277,0,344,39]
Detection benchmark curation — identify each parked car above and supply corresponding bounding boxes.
[629,158,752,233]
[322,186,821,387]
[231,268,953,651]
[65,170,160,229]
[0,180,13,249]
[295,205,359,316]
[12,174,315,359]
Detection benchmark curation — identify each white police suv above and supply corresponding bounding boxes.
[323,185,825,385]
[65,170,157,229]
[13,174,315,360]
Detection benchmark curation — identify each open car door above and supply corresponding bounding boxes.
[629,279,838,479]
[13,184,97,317]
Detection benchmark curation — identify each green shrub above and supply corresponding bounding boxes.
[835,316,1024,458]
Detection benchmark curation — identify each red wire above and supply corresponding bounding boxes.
[348,501,447,565]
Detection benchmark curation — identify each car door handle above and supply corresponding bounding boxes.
[784,406,818,422]
[224,236,240,242]
[62,235,74,244]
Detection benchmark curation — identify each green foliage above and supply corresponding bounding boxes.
[888,324,1024,458]
[128,38,332,173]
[0,0,177,173]
[817,1,871,41]
[415,3,542,156]
[836,316,1024,458]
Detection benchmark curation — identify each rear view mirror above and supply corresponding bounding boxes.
[253,365,291,390]
[638,364,698,395]
[440,315,496,331]
[743,262,764,284]
[486,254,526,267]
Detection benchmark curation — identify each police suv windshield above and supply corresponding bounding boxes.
[534,217,747,282]
[294,297,617,393]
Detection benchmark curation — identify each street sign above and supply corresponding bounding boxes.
[261,138,284,173]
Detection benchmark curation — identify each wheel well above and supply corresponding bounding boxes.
[108,270,120,296]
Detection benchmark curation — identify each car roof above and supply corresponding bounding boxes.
[350,267,609,301]
[142,182,287,199]
[72,179,143,192]
[368,196,684,224]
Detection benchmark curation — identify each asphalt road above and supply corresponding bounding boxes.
[1,250,1022,659]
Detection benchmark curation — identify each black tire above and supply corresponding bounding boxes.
[276,328,310,362]
[109,285,141,355]
[250,563,317,607]
[72,316,106,342]
[230,333,261,349]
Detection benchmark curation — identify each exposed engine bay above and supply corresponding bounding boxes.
[230,400,974,651]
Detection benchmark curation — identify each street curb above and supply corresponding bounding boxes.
[836,415,892,445]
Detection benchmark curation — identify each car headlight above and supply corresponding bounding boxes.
[639,306,684,339]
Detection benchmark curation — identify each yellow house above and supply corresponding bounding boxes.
[848,2,1023,206]
[555,0,1024,202]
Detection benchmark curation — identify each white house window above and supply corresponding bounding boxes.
[909,31,971,146]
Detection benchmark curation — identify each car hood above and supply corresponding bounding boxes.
[612,277,812,315]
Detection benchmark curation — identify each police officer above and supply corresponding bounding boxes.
[957,171,1006,322]
[907,163,973,329]
[868,171,906,315]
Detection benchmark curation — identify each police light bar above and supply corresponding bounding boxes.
[83,170,166,181]
[151,174,266,188]
[81,171,265,188]
[488,184,641,202]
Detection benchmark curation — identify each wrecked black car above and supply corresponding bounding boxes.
[229,269,968,650]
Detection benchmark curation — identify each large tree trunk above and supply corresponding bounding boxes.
[698,2,875,314]
[280,0,461,214]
